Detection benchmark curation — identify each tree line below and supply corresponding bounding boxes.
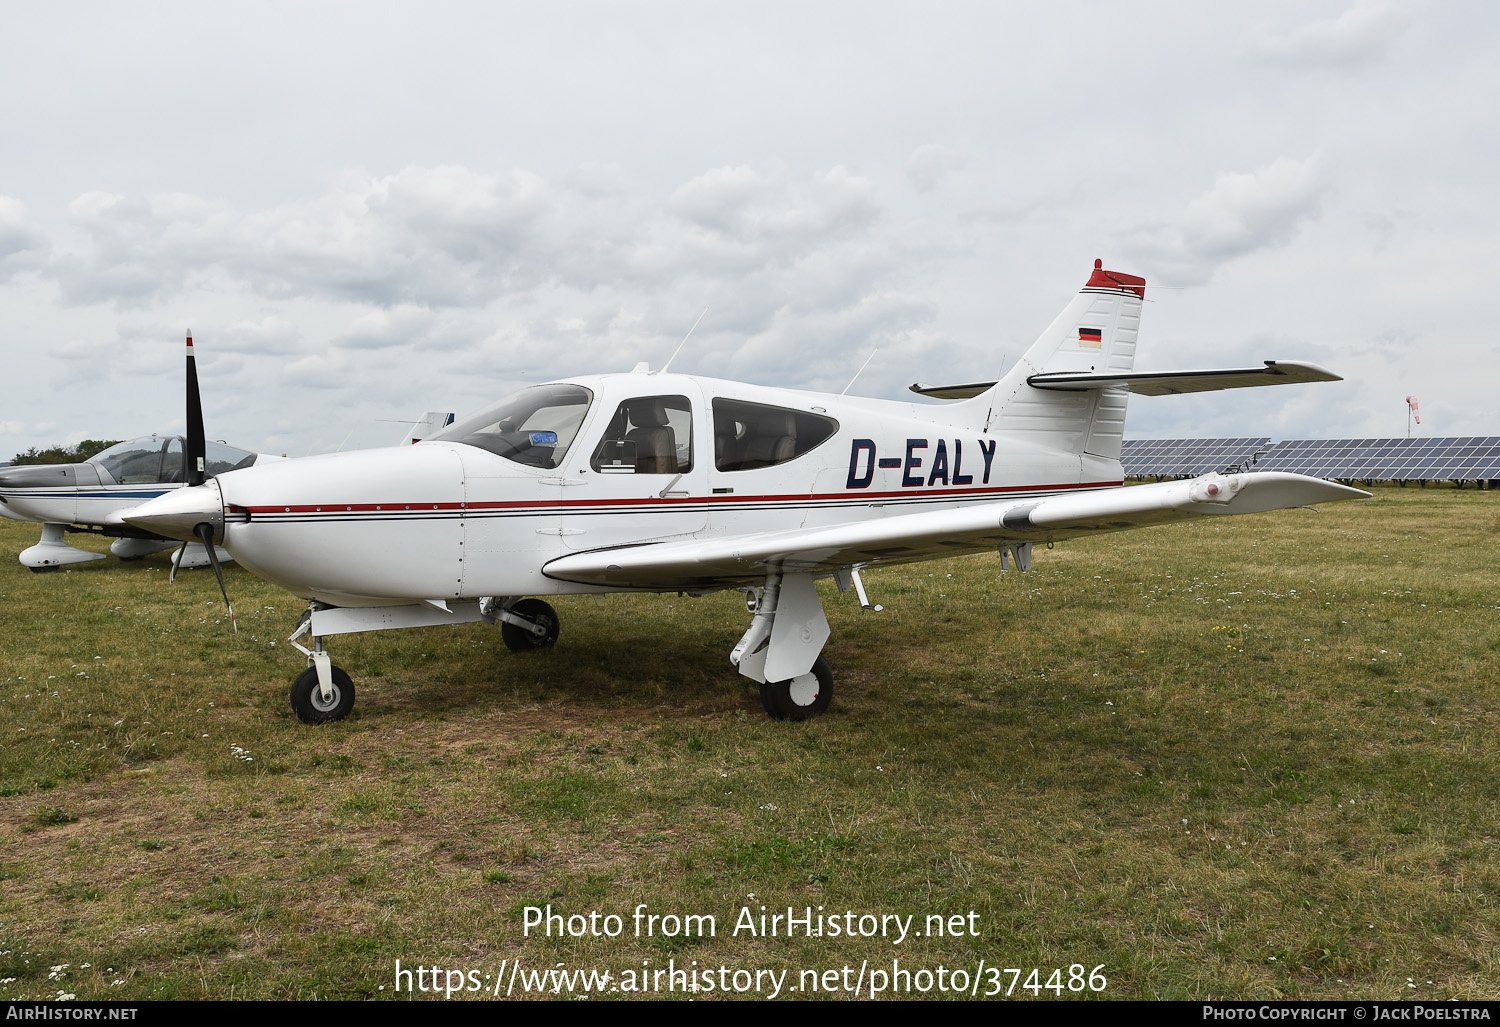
[9,440,122,465]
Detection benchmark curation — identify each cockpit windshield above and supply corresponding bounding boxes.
[90,438,170,484]
[428,385,593,469]
[87,436,257,485]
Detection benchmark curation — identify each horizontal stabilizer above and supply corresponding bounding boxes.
[542,473,1369,591]
[909,381,996,400]
[1027,360,1341,396]
[911,361,1341,400]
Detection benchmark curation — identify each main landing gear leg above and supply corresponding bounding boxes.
[731,570,834,721]
[482,596,560,653]
[20,523,106,573]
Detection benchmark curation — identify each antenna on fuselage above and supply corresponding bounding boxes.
[658,309,708,375]
[841,349,878,396]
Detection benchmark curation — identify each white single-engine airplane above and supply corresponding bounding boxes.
[0,336,277,573]
[125,261,1368,724]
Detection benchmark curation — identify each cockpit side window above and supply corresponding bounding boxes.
[590,395,694,474]
[429,385,594,469]
[712,400,839,472]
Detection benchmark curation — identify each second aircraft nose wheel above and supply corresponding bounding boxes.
[290,665,355,724]
[500,598,560,652]
[760,656,833,721]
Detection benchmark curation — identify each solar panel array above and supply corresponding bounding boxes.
[1123,436,1500,484]
[1121,438,1271,479]
[1256,437,1500,482]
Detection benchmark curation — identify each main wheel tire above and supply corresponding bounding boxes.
[759,656,833,721]
[500,598,560,652]
[290,665,356,724]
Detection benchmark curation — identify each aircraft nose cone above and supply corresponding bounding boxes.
[122,482,225,544]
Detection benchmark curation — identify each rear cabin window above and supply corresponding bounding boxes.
[712,400,839,472]
[590,396,694,474]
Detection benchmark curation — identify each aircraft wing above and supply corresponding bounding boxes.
[542,472,1369,590]
[911,361,1340,399]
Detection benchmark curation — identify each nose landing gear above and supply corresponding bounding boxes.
[290,664,355,724]
[282,597,565,724]
[287,609,355,724]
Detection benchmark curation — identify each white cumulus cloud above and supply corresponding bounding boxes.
[1125,154,1327,285]
[1250,1,1410,67]
[0,196,49,282]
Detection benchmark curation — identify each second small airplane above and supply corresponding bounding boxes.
[0,336,278,573]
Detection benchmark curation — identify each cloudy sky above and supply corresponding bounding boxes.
[2,0,1496,459]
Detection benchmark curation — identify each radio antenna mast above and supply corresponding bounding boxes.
[841,350,878,396]
[659,309,708,375]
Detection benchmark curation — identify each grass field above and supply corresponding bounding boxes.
[1,487,1497,1000]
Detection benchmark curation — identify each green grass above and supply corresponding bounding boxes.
[0,488,1497,1000]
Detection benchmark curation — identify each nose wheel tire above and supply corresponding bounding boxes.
[501,598,560,652]
[760,656,833,721]
[290,665,356,724]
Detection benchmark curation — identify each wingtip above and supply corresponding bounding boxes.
[1264,359,1342,383]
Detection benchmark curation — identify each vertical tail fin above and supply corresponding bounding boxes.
[954,260,1145,461]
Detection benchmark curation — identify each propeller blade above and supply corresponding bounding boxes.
[168,541,188,584]
[194,522,236,633]
[185,332,206,487]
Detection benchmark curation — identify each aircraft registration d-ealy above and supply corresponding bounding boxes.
[125,261,1368,724]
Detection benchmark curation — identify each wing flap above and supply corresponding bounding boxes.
[1027,360,1341,396]
[542,473,1369,590]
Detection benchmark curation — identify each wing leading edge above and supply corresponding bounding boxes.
[542,472,1369,591]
